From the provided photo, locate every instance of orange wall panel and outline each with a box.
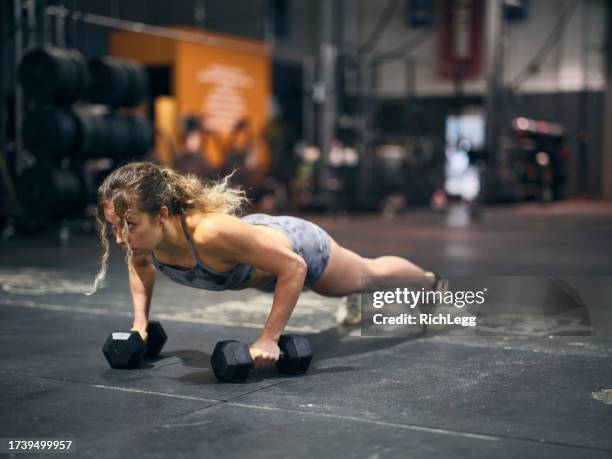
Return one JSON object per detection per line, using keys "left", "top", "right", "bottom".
{"left": 108, "top": 28, "right": 271, "bottom": 173}
{"left": 174, "top": 39, "right": 270, "bottom": 170}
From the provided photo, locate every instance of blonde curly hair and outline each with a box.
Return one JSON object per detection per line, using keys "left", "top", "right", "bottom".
{"left": 85, "top": 161, "right": 250, "bottom": 295}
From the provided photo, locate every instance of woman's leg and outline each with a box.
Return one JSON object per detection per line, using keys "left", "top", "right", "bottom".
{"left": 309, "top": 237, "right": 435, "bottom": 297}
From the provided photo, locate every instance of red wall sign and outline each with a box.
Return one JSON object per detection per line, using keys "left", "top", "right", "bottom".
{"left": 438, "top": 0, "right": 484, "bottom": 79}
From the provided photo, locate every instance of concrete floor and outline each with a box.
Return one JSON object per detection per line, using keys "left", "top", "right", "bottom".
{"left": 1, "top": 201, "right": 611, "bottom": 458}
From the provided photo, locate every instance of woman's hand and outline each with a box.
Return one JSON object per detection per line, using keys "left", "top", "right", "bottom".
{"left": 249, "top": 336, "right": 281, "bottom": 370}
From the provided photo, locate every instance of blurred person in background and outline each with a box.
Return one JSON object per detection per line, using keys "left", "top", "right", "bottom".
{"left": 172, "top": 115, "right": 217, "bottom": 179}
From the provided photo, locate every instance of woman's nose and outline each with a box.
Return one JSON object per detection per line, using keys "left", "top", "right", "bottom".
{"left": 115, "top": 231, "right": 124, "bottom": 245}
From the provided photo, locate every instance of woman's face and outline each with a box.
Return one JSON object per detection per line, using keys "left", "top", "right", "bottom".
{"left": 103, "top": 206, "right": 164, "bottom": 259}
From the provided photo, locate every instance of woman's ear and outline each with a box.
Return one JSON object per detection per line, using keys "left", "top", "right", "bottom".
{"left": 158, "top": 205, "right": 169, "bottom": 225}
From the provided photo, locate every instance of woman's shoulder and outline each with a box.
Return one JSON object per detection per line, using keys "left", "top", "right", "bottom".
{"left": 189, "top": 211, "right": 246, "bottom": 244}
{"left": 189, "top": 211, "right": 264, "bottom": 260}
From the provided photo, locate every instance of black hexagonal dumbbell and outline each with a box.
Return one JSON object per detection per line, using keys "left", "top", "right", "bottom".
{"left": 275, "top": 334, "right": 313, "bottom": 375}
{"left": 144, "top": 321, "right": 168, "bottom": 358}
{"left": 103, "top": 321, "right": 167, "bottom": 369}
{"left": 210, "top": 334, "right": 312, "bottom": 383}
{"left": 102, "top": 331, "right": 146, "bottom": 369}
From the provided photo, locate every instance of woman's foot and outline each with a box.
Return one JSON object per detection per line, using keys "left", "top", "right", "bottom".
{"left": 336, "top": 293, "right": 361, "bottom": 325}
{"left": 425, "top": 271, "right": 449, "bottom": 292}
{"left": 335, "top": 273, "right": 448, "bottom": 326}
{"left": 431, "top": 272, "right": 449, "bottom": 293}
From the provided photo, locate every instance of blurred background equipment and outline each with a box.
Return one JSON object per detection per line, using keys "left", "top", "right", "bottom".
{"left": 1, "top": 0, "right": 611, "bottom": 238}
{"left": 88, "top": 56, "right": 148, "bottom": 107}
{"left": 16, "top": 166, "right": 88, "bottom": 220}
{"left": 18, "top": 47, "right": 89, "bottom": 104}
{"left": 15, "top": 43, "right": 154, "bottom": 229}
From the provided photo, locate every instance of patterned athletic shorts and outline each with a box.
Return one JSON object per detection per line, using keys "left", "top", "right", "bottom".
{"left": 240, "top": 213, "right": 332, "bottom": 289}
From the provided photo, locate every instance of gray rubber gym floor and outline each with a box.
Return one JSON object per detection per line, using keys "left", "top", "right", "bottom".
{"left": 1, "top": 202, "right": 611, "bottom": 458}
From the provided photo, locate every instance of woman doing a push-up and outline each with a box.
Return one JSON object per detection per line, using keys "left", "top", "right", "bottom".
{"left": 87, "top": 162, "right": 445, "bottom": 369}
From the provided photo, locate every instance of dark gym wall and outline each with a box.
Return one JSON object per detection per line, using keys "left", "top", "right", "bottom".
{"left": 69, "top": 0, "right": 267, "bottom": 40}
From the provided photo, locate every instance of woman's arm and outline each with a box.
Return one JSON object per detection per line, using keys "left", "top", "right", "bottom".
{"left": 128, "top": 254, "right": 156, "bottom": 339}
{"left": 197, "top": 215, "right": 307, "bottom": 341}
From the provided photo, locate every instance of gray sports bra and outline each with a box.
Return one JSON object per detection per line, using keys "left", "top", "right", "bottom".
{"left": 150, "top": 213, "right": 255, "bottom": 291}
